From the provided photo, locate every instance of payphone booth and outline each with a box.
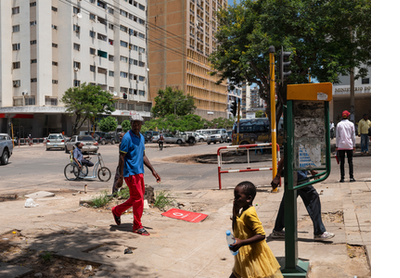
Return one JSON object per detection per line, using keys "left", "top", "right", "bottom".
{"left": 282, "top": 82, "right": 332, "bottom": 277}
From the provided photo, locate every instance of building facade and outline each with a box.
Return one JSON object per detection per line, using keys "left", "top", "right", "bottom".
{"left": 331, "top": 66, "right": 371, "bottom": 125}
{"left": 0, "top": 0, "right": 151, "bottom": 137}
{"left": 147, "top": 0, "right": 228, "bottom": 120}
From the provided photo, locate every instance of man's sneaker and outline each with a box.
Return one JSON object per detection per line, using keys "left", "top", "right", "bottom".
{"left": 350, "top": 178, "right": 356, "bottom": 182}
{"left": 271, "top": 230, "right": 285, "bottom": 239}
{"left": 314, "top": 231, "right": 335, "bottom": 240}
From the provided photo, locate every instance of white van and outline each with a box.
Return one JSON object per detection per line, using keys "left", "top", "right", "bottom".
{"left": 202, "top": 129, "right": 227, "bottom": 144}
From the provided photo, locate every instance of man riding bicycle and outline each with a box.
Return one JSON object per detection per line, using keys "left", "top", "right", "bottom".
{"left": 158, "top": 133, "right": 164, "bottom": 150}
{"left": 73, "top": 142, "right": 94, "bottom": 169}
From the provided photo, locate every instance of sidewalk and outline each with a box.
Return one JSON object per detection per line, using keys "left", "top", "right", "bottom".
{"left": 0, "top": 179, "right": 370, "bottom": 277}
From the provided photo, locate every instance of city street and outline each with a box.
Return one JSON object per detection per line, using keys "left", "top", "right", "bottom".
{"left": 0, "top": 141, "right": 371, "bottom": 195}
{"left": 0, "top": 141, "right": 371, "bottom": 278}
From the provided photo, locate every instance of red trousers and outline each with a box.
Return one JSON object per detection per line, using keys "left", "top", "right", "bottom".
{"left": 113, "top": 174, "right": 145, "bottom": 230}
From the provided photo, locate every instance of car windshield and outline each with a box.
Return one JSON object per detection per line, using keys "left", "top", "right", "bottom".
{"left": 78, "top": 135, "right": 94, "bottom": 141}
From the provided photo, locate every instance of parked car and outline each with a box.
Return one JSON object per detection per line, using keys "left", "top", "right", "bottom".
{"left": 176, "top": 131, "right": 197, "bottom": 145}
{"left": 99, "top": 132, "right": 117, "bottom": 145}
{"left": 196, "top": 133, "right": 206, "bottom": 142}
{"left": 46, "top": 133, "right": 65, "bottom": 151}
{"left": 145, "top": 131, "right": 159, "bottom": 143}
{"left": 0, "top": 133, "right": 13, "bottom": 165}
{"left": 65, "top": 135, "right": 99, "bottom": 154}
{"left": 207, "top": 129, "right": 228, "bottom": 144}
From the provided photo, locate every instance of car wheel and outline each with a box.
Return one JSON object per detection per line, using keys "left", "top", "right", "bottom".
{"left": 111, "top": 140, "right": 115, "bottom": 145}
{"left": 199, "top": 138, "right": 204, "bottom": 142}
{"left": 188, "top": 137, "right": 195, "bottom": 145}
{"left": 207, "top": 142, "right": 211, "bottom": 145}
{"left": 177, "top": 139, "right": 183, "bottom": 144}
{"left": 101, "top": 140, "right": 105, "bottom": 145}
{"left": 1, "top": 150, "right": 9, "bottom": 165}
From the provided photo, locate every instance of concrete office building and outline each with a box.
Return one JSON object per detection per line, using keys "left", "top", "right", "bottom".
{"left": 0, "top": 0, "right": 151, "bottom": 137}
{"left": 148, "top": 0, "right": 228, "bottom": 120}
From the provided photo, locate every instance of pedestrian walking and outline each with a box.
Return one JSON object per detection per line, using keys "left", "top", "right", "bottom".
{"left": 110, "top": 132, "right": 125, "bottom": 196}
{"left": 330, "top": 121, "right": 335, "bottom": 139}
{"left": 229, "top": 181, "right": 283, "bottom": 278}
{"left": 270, "top": 157, "right": 335, "bottom": 240}
{"left": 111, "top": 115, "right": 161, "bottom": 236}
{"left": 358, "top": 114, "right": 371, "bottom": 154}
{"left": 336, "top": 110, "right": 356, "bottom": 182}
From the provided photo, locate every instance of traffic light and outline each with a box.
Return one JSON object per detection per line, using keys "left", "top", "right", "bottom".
{"left": 279, "top": 48, "right": 292, "bottom": 81}
{"left": 229, "top": 100, "right": 237, "bottom": 116}
{"left": 123, "top": 93, "right": 127, "bottom": 99}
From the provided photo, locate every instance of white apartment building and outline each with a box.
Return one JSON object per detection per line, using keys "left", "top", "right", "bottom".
{"left": 0, "top": 0, "right": 151, "bottom": 137}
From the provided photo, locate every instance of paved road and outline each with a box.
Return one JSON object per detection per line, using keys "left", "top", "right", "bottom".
{"left": 0, "top": 141, "right": 371, "bottom": 195}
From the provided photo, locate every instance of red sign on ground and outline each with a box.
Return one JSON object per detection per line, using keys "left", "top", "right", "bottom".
{"left": 161, "top": 208, "right": 208, "bottom": 223}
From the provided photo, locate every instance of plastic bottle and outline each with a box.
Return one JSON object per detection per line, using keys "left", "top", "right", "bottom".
{"left": 226, "top": 230, "right": 238, "bottom": 255}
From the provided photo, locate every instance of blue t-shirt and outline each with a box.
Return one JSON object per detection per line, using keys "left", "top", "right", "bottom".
{"left": 119, "top": 130, "right": 145, "bottom": 177}
{"left": 73, "top": 147, "right": 83, "bottom": 163}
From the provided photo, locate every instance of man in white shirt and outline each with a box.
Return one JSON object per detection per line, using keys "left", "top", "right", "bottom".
{"left": 336, "top": 110, "right": 356, "bottom": 182}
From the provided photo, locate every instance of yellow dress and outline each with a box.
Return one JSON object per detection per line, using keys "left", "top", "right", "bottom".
{"left": 232, "top": 206, "right": 283, "bottom": 278}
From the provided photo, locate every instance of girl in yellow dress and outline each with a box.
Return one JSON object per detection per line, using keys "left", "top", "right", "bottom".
{"left": 229, "top": 181, "right": 283, "bottom": 278}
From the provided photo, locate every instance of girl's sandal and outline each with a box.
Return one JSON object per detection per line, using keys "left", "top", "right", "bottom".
{"left": 133, "top": 228, "right": 150, "bottom": 236}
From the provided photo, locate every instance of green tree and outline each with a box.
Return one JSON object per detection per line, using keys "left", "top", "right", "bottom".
{"left": 61, "top": 83, "right": 115, "bottom": 135}
{"left": 255, "top": 110, "right": 265, "bottom": 118}
{"left": 210, "top": 0, "right": 370, "bottom": 125}
{"left": 98, "top": 116, "right": 118, "bottom": 132}
{"left": 142, "top": 114, "right": 209, "bottom": 134}
{"left": 152, "top": 87, "right": 196, "bottom": 117}
{"left": 121, "top": 120, "right": 131, "bottom": 133}
{"left": 210, "top": 117, "right": 235, "bottom": 129}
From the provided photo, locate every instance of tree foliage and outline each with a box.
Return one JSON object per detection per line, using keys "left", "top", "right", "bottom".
{"left": 61, "top": 83, "right": 115, "bottom": 135}
{"left": 142, "top": 114, "right": 209, "bottom": 134}
{"left": 152, "top": 87, "right": 196, "bottom": 117}
{"left": 210, "top": 0, "right": 370, "bottom": 123}
{"left": 98, "top": 116, "right": 118, "bottom": 132}
{"left": 121, "top": 120, "right": 131, "bottom": 133}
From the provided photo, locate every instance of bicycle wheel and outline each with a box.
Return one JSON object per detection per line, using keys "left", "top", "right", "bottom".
{"left": 64, "top": 163, "right": 79, "bottom": 181}
{"left": 98, "top": 167, "right": 111, "bottom": 182}
{"left": 80, "top": 165, "right": 89, "bottom": 177}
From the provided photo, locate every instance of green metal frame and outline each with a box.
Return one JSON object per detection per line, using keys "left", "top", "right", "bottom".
{"left": 282, "top": 100, "right": 331, "bottom": 277}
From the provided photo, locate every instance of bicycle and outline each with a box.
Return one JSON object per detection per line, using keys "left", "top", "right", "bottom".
{"left": 64, "top": 152, "right": 111, "bottom": 182}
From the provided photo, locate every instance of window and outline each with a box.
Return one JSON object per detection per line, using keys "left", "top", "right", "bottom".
{"left": 73, "top": 24, "right": 80, "bottom": 33}
{"left": 139, "top": 90, "right": 145, "bottom": 96}
{"left": 73, "top": 43, "right": 80, "bottom": 51}
{"left": 12, "top": 7, "right": 20, "bottom": 14}
{"left": 120, "top": 72, "right": 128, "bottom": 78}
{"left": 139, "top": 75, "right": 145, "bottom": 81}
{"left": 13, "top": 80, "right": 21, "bottom": 87}
{"left": 52, "top": 61, "right": 58, "bottom": 66}
{"left": 90, "top": 30, "right": 96, "bottom": 38}
{"left": 120, "top": 25, "right": 128, "bottom": 33}
{"left": 90, "top": 65, "right": 96, "bottom": 72}
{"left": 90, "top": 13, "right": 96, "bottom": 21}
{"left": 12, "top": 25, "right": 20, "bottom": 32}
{"left": 139, "top": 3, "right": 145, "bottom": 10}
{"left": 52, "top": 6, "right": 58, "bottom": 12}
{"left": 73, "top": 61, "right": 81, "bottom": 69}
{"left": 109, "top": 55, "right": 114, "bottom": 61}
{"left": 52, "top": 80, "right": 58, "bottom": 84}
{"left": 109, "top": 71, "right": 114, "bottom": 77}
{"left": 97, "top": 49, "right": 107, "bottom": 58}
{"left": 30, "top": 21, "right": 37, "bottom": 26}
{"left": 30, "top": 40, "right": 37, "bottom": 45}
{"left": 108, "top": 7, "right": 114, "bottom": 14}
{"left": 120, "top": 9, "right": 127, "bottom": 17}
{"left": 362, "top": 78, "right": 370, "bottom": 84}
{"left": 108, "top": 23, "right": 114, "bottom": 30}
{"left": 31, "top": 78, "right": 37, "bottom": 83}
{"left": 13, "top": 62, "right": 20, "bottom": 69}
{"left": 52, "top": 43, "right": 58, "bottom": 48}
{"left": 109, "top": 39, "right": 114, "bottom": 45}
{"left": 12, "top": 43, "right": 20, "bottom": 51}
{"left": 30, "top": 2, "right": 37, "bottom": 7}
{"left": 120, "top": 40, "right": 128, "bottom": 48}
{"left": 98, "top": 17, "right": 107, "bottom": 25}
{"left": 31, "top": 59, "right": 37, "bottom": 64}
{"left": 97, "top": 0, "right": 106, "bottom": 9}
{"left": 138, "top": 33, "right": 145, "bottom": 39}
{"left": 90, "top": 48, "right": 96, "bottom": 55}
{"left": 74, "top": 80, "right": 80, "bottom": 87}
{"left": 97, "top": 33, "right": 107, "bottom": 41}
{"left": 51, "top": 24, "right": 57, "bottom": 30}
{"left": 139, "top": 47, "right": 145, "bottom": 53}
{"left": 120, "top": 56, "right": 128, "bottom": 63}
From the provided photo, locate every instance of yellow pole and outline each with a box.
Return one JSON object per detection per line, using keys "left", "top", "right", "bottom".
{"left": 11, "top": 123, "right": 14, "bottom": 148}
{"left": 269, "top": 50, "right": 278, "bottom": 192}
{"left": 236, "top": 99, "right": 240, "bottom": 145}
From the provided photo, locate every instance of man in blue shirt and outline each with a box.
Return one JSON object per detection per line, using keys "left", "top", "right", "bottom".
{"left": 111, "top": 114, "right": 161, "bottom": 236}
{"left": 73, "top": 142, "right": 94, "bottom": 171}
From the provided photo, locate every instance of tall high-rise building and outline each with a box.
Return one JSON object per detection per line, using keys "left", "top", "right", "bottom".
{"left": 0, "top": 0, "right": 151, "bottom": 136}
{"left": 148, "top": 0, "right": 228, "bottom": 120}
